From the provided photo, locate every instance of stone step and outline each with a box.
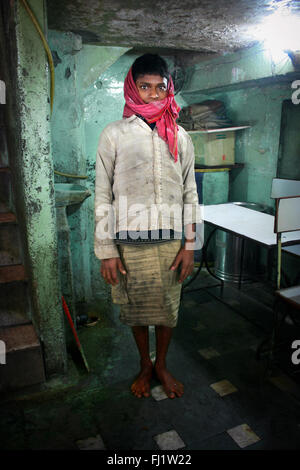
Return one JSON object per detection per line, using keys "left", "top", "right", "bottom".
{"left": 0, "top": 310, "right": 30, "bottom": 328}
{"left": 0, "top": 125, "right": 9, "bottom": 168}
{"left": 0, "top": 282, "right": 30, "bottom": 327}
{"left": 0, "top": 265, "right": 28, "bottom": 283}
{"left": 0, "top": 223, "right": 22, "bottom": 265}
{"left": 0, "top": 212, "right": 16, "bottom": 223}
{"left": 0, "top": 324, "right": 45, "bottom": 391}
{"left": 0, "top": 169, "right": 12, "bottom": 213}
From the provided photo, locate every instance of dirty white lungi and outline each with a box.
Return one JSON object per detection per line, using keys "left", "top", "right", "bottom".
{"left": 111, "top": 240, "right": 182, "bottom": 328}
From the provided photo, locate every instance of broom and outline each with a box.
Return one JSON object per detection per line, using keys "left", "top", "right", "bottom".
{"left": 62, "top": 295, "right": 90, "bottom": 372}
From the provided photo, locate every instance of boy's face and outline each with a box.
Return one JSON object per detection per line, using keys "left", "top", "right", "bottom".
{"left": 135, "top": 74, "right": 168, "bottom": 104}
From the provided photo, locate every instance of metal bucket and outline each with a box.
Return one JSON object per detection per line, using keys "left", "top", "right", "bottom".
{"left": 214, "top": 202, "right": 270, "bottom": 283}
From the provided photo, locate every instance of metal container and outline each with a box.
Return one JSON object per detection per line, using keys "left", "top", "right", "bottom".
{"left": 214, "top": 202, "right": 270, "bottom": 283}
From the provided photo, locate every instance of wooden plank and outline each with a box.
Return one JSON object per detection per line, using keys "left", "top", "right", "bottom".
{"left": 0, "top": 212, "right": 16, "bottom": 223}
{"left": 0, "top": 265, "right": 27, "bottom": 283}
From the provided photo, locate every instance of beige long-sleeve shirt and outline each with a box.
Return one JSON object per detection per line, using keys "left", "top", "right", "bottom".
{"left": 94, "top": 115, "right": 199, "bottom": 260}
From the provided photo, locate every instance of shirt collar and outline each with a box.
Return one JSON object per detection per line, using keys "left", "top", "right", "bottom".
{"left": 124, "top": 115, "right": 137, "bottom": 122}
{"left": 124, "top": 114, "right": 154, "bottom": 132}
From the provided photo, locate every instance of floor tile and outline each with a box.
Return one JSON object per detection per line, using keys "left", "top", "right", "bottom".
{"left": 268, "top": 373, "right": 297, "bottom": 393}
{"left": 76, "top": 434, "right": 106, "bottom": 450}
{"left": 268, "top": 373, "right": 300, "bottom": 400}
{"left": 181, "top": 299, "right": 198, "bottom": 308}
{"left": 210, "top": 379, "right": 238, "bottom": 397}
{"left": 192, "top": 322, "right": 206, "bottom": 331}
{"left": 2, "top": 278, "right": 300, "bottom": 451}
{"left": 189, "top": 430, "right": 240, "bottom": 450}
{"left": 198, "top": 347, "right": 221, "bottom": 359}
{"left": 151, "top": 385, "right": 168, "bottom": 401}
{"left": 150, "top": 350, "right": 156, "bottom": 361}
{"left": 226, "top": 423, "right": 261, "bottom": 448}
{"left": 226, "top": 299, "right": 241, "bottom": 308}
{"left": 153, "top": 429, "right": 186, "bottom": 450}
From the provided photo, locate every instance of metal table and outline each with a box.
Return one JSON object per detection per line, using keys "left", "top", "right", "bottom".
{"left": 183, "top": 203, "right": 300, "bottom": 292}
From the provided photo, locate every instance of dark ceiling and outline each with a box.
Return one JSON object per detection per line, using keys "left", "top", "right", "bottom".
{"left": 47, "top": 0, "right": 300, "bottom": 57}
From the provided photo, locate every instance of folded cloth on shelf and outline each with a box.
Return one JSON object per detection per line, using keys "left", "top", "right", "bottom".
{"left": 177, "top": 100, "right": 232, "bottom": 130}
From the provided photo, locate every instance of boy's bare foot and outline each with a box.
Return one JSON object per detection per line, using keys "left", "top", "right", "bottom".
{"left": 154, "top": 363, "right": 184, "bottom": 399}
{"left": 131, "top": 360, "right": 153, "bottom": 398}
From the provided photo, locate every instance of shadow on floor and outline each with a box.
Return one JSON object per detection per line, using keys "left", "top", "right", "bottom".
{"left": 1, "top": 271, "right": 300, "bottom": 450}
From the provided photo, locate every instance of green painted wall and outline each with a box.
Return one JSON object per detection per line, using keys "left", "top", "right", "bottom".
{"left": 181, "top": 44, "right": 299, "bottom": 210}
{"left": 182, "top": 43, "right": 297, "bottom": 96}
{"left": 6, "top": 2, "right": 298, "bottom": 379}
{"left": 277, "top": 100, "right": 300, "bottom": 180}
{"left": 214, "top": 83, "right": 293, "bottom": 208}
{"left": 83, "top": 52, "right": 137, "bottom": 303}
{"left": 48, "top": 40, "right": 186, "bottom": 305}
{"left": 82, "top": 51, "right": 181, "bottom": 300}
{"left": 8, "top": 0, "right": 67, "bottom": 375}
{"left": 48, "top": 31, "right": 131, "bottom": 309}
{"left": 181, "top": 44, "right": 300, "bottom": 282}
{"left": 49, "top": 36, "right": 299, "bottom": 301}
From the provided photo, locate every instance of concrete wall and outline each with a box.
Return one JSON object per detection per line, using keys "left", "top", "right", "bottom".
{"left": 4, "top": 0, "right": 67, "bottom": 375}
{"left": 5, "top": 3, "right": 298, "bottom": 377}
{"left": 48, "top": 39, "right": 183, "bottom": 305}
{"left": 214, "top": 83, "right": 293, "bottom": 207}
{"left": 181, "top": 43, "right": 300, "bottom": 282}
{"left": 181, "top": 43, "right": 299, "bottom": 210}
{"left": 49, "top": 36, "right": 299, "bottom": 301}
{"left": 48, "top": 33, "right": 140, "bottom": 308}
{"left": 82, "top": 51, "right": 181, "bottom": 301}
{"left": 182, "top": 43, "right": 296, "bottom": 94}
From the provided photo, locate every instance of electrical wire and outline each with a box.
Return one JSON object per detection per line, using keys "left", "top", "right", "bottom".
{"left": 54, "top": 170, "right": 88, "bottom": 179}
{"left": 20, "top": 0, "right": 54, "bottom": 114}
{"left": 20, "top": 0, "right": 88, "bottom": 180}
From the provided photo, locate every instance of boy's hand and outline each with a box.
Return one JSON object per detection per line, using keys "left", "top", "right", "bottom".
{"left": 101, "top": 258, "right": 126, "bottom": 286}
{"left": 170, "top": 247, "right": 194, "bottom": 283}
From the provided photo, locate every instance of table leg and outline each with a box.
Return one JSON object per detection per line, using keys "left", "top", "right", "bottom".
{"left": 182, "top": 227, "right": 224, "bottom": 294}
{"left": 238, "top": 237, "right": 245, "bottom": 290}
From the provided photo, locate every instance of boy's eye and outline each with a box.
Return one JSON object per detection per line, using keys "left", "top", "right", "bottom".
{"left": 138, "top": 84, "right": 167, "bottom": 92}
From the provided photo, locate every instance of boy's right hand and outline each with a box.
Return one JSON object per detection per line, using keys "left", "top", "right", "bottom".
{"left": 100, "top": 258, "right": 127, "bottom": 286}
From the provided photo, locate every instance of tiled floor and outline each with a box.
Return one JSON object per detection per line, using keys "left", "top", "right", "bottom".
{"left": 1, "top": 270, "right": 300, "bottom": 450}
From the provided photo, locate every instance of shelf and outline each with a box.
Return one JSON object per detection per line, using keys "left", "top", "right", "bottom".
{"left": 188, "top": 126, "right": 251, "bottom": 134}
{"left": 195, "top": 163, "right": 245, "bottom": 171}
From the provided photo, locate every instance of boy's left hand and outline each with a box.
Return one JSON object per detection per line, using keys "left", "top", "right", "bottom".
{"left": 170, "top": 247, "right": 194, "bottom": 283}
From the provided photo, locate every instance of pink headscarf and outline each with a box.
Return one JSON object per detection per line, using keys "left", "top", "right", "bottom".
{"left": 123, "top": 67, "right": 181, "bottom": 162}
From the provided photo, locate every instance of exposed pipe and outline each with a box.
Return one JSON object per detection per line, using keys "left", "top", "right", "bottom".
{"left": 19, "top": 1, "right": 88, "bottom": 180}
{"left": 54, "top": 170, "right": 88, "bottom": 179}
{"left": 20, "top": 0, "right": 55, "bottom": 114}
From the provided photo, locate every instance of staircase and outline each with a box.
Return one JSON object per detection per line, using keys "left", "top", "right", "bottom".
{"left": 0, "top": 100, "right": 45, "bottom": 392}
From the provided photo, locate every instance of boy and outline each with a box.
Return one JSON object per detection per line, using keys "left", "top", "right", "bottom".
{"left": 94, "top": 54, "right": 199, "bottom": 399}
